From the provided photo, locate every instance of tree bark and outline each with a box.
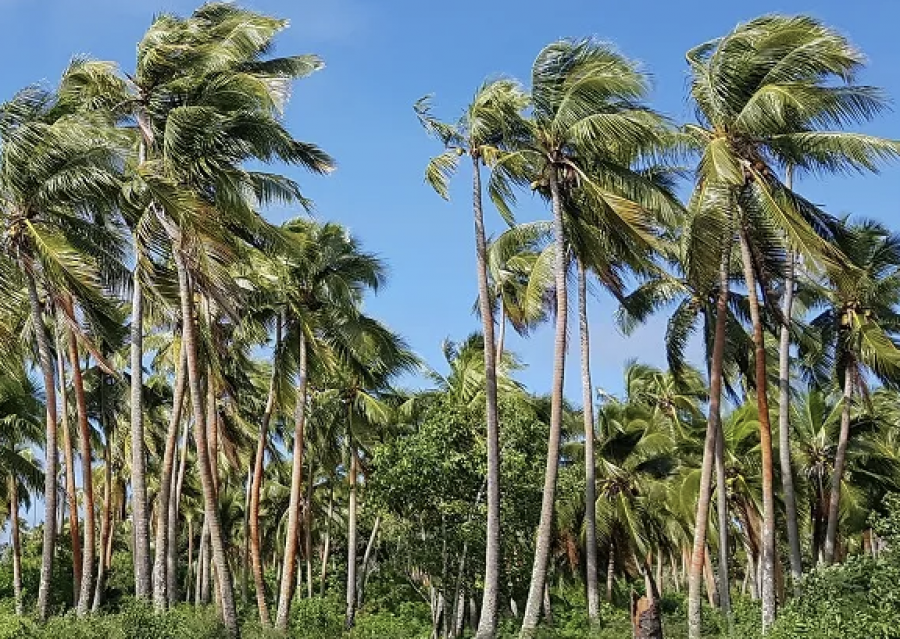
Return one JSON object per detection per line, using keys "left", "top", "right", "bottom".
{"left": 305, "top": 453, "right": 315, "bottom": 600}
{"left": 357, "top": 515, "right": 380, "bottom": 609}
{"left": 606, "top": 543, "right": 615, "bottom": 602}
{"left": 276, "top": 328, "right": 309, "bottom": 629}
{"left": 56, "top": 344, "right": 82, "bottom": 603}
{"left": 174, "top": 250, "right": 238, "bottom": 635}
{"left": 153, "top": 340, "right": 187, "bottom": 609}
{"left": 688, "top": 241, "right": 730, "bottom": 639}
{"left": 715, "top": 424, "right": 731, "bottom": 618}
{"left": 739, "top": 228, "right": 777, "bottom": 630}
{"left": 320, "top": 488, "right": 333, "bottom": 597}
{"left": 170, "top": 406, "right": 190, "bottom": 607}
{"left": 577, "top": 259, "right": 600, "bottom": 622}
{"left": 68, "top": 327, "right": 95, "bottom": 615}
{"left": 27, "top": 271, "right": 58, "bottom": 621}
{"left": 472, "top": 154, "right": 502, "bottom": 639}
{"left": 520, "top": 164, "right": 568, "bottom": 638}
{"left": 345, "top": 445, "right": 360, "bottom": 629}
{"left": 824, "top": 367, "right": 855, "bottom": 565}
{"left": 93, "top": 426, "right": 113, "bottom": 612}
{"left": 9, "top": 476, "right": 23, "bottom": 616}
{"left": 130, "top": 271, "right": 152, "bottom": 600}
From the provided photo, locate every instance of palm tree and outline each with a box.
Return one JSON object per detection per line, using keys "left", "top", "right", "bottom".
{"left": 416, "top": 80, "right": 527, "bottom": 639}
{"left": 683, "top": 16, "right": 900, "bottom": 631}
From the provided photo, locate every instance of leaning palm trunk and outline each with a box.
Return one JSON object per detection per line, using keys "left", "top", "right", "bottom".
{"left": 824, "top": 367, "right": 855, "bottom": 565}
{"left": 174, "top": 251, "right": 239, "bottom": 635}
{"left": 715, "top": 422, "right": 731, "bottom": 619}
{"left": 738, "top": 229, "right": 777, "bottom": 630}
{"left": 93, "top": 427, "right": 113, "bottom": 611}
{"left": 778, "top": 251, "right": 803, "bottom": 589}
{"left": 168, "top": 413, "right": 190, "bottom": 607}
{"left": 28, "top": 271, "right": 59, "bottom": 621}
{"left": 472, "top": 154, "right": 502, "bottom": 639}
{"left": 56, "top": 344, "right": 82, "bottom": 602}
{"left": 130, "top": 270, "right": 152, "bottom": 600}
{"left": 276, "top": 329, "right": 309, "bottom": 629}
{"left": 688, "top": 242, "right": 731, "bottom": 639}
{"left": 520, "top": 166, "right": 568, "bottom": 637}
{"left": 577, "top": 259, "right": 600, "bottom": 622}
{"left": 345, "top": 446, "right": 360, "bottom": 628}
{"left": 69, "top": 329, "right": 96, "bottom": 615}
{"left": 153, "top": 341, "right": 187, "bottom": 609}
{"left": 9, "top": 476, "right": 22, "bottom": 616}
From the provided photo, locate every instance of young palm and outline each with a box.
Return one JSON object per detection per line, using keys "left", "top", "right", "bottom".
{"left": 683, "top": 16, "right": 900, "bottom": 632}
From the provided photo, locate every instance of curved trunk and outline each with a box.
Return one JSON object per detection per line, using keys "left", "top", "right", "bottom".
{"left": 738, "top": 229, "right": 777, "bottom": 630}
{"left": 93, "top": 422, "right": 113, "bottom": 611}
{"left": 69, "top": 329, "right": 96, "bottom": 615}
{"left": 130, "top": 272, "right": 152, "bottom": 599}
{"left": 357, "top": 515, "right": 381, "bottom": 609}
{"left": 824, "top": 368, "right": 854, "bottom": 565}
{"left": 174, "top": 251, "right": 238, "bottom": 635}
{"left": 56, "top": 345, "right": 82, "bottom": 602}
{"left": 472, "top": 155, "right": 502, "bottom": 639}
{"left": 715, "top": 420, "right": 731, "bottom": 618}
{"left": 9, "top": 476, "right": 22, "bottom": 616}
{"left": 250, "top": 317, "right": 280, "bottom": 626}
{"left": 520, "top": 165, "right": 568, "bottom": 638}
{"left": 28, "top": 271, "right": 58, "bottom": 621}
{"left": 276, "top": 329, "right": 309, "bottom": 629}
{"left": 153, "top": 340, "right": 187, "bottom": 609}
{"left": 168, "top": 413, "right": 190, "bottom": 607}
{"left": 688, "top": 242, "right": 730, "bottom": 639}
{"left": 345, "top": 445, "right": 360, "bottom": 629}
{"left": 577, "top": 259, "right": 600, "bottom": 621}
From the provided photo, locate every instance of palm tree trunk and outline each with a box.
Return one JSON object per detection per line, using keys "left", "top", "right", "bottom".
{"left": 305, "top": 453, "right": 315, "bottom": 600}
{"left": 9, "top": 476, "right": 23, "bottom": 616}
{"left": 67, "top": 328, "right": 95, "bottom": 615}
{"left": 471, "top": 154, "right": 502, "bottom": 639}
{"left": 93, "top": 429, "right": 113, "bottom": 612}
{"left": 250, "top": 316, "right": 280, "bottom": 626}
{"left": 241, "top": 468, "right": 251, "bottom": 604}
{"left": 27, "top": 270, "right": 58, "bottom": 622}
{"left": 715, "top": 424, "right": 731, "bottom": 619}
{"left": 153, "top": 340, "right": 187, "bottom": 609}
{"left": 170, "top": 408, "right": 190, "bottom": 607}
{"left": 56, "top": 344, "right": 82, "bottom": 603}
{"left": 186, "top": 518, "right": 194, "bottom": 603}
{"left": 606, "top": 543, "right": 615, "bottom": 602}
{"left": 520, "top": 164, "right": 568, "bottom": 638}
{"left": 577, "top": 259, "right": 600, "bottom": 622}
{"left": 497, "top": 298, "right": 506, "bottom": 363}
{"left": 174, "top": 250, "right": 238, "bottom": 635}
{"left": 130, "top": 271, "right": 152, "bottom": 600}
{"left": 778, "top": 250, "right": 803, "bottom": 590}
{"left": 688, "top": 241, "right": 730, "bottom": 639}
{"left": 824, "top": 367, "right": 855, "bottom": 565}
{"left": 738, "top": 228, "right": 777, "bottom": 630}
{"left": 345, "top": 445, "right": 360, "bottom": 629}
{"left": 320, "top": 487, "right": 333, "bottom": 597}
{"left": 357, "top": 515, "right": 380, "bottom": 609}
{"left": 276, "top": 328, "right": 309, "bottom": 629}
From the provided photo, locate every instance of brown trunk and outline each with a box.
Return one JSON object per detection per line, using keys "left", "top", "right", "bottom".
{"left": 56, "top": 344, "right": 82, "bottom": 603}
{"left": 305, "top": 453, "right": 315, "bottom": 600}
{"left": 520, "top": 164, "right": 568, "bottom": 638}
{"left": 93, "top": 436, "right": 113, "bottom": 612}
{"left": 824, "top": 367, "right": 854, "bottom": 564}
{"left": 9, "top": 476, "right": 23, "bottom": 616}
{"left": 320, "top": 488, "right": 333, "bottom": 597}
{"left": 186, "top": 518, "right": 194, "bottom": 602}
{"left": 276, "top": 328, "right": 309, "bottom": 629}
{"left": 739, "top": 229, "right": 776, "bottom": 629}
{"left": 688, "top": 240, "right": 730, "bottom": 638}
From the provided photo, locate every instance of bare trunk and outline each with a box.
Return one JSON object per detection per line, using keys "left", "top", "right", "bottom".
{"left": 154, "top": 341, "right": 187, "bottom": 609}
{"left": 174, "top": 250, "right": 238, "bottom": 635}
{"left": 276, "top": 329, "right": 309, "bottom": 629}
{"left": 824, "top": 368, "right": 854, "bottom": 565}
{"left": 320, "top": 488, "right": 333, "bottom": 597}
{"left": 703, "top": 546, "right": 717, "bottom": 607}
{"left": 357, "top": 515, "right": 380, "bottom": 609}
{"left": 688, "top": 241, "right": 730, "bottom": 639}
{"left": 56, "top": 344, "right": 82, "bottom": 603}
{"left": 130, "top": 272, "right": 152, "bottom": 599}
{"left": 472, "top": 154, "right": 502, "bottom": 639}
{"left": 9, "top": 476, "right": 22, "bottom": 616}
{"left": 28, "top": 271, "right": 58, "bottom": 621}
{"left": 345, "top": 446, "right": 360, "bottom": 628}
{"left": 520, "top": 165, "right": 568, "bottom": 638}
{"left": 739, "top": 229, "right": 777, "bottom": 630}
{"left": 715, "top": 422, "right": 731, "bottom": 618}
{"left": 606, "top": 543, "right": 615, "bottom": 602}
{"left": 93, "top": 435, "right": 113, "bottom": 612}
{"left": 305, "top": 453, "right": 315, "bottom": 600}
{"left": 186, "top": 518, "right": 194, "bottom": 603}
{"left": 170, "top": 408, "right": 190, "bottom": 607}
{"left": 578, "top": 259, "right": 600, "bottom": 622}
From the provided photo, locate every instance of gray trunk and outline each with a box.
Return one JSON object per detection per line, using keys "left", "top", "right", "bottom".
{"left": 824, "top": 368, "right": 855, "bottom": 564}
{"left": 10, "top": 477, "right": 22, "bottom": 616}
{"left": 345, "top": 447, "right": 359, "bottom": 628}
{"left": 130, "top": 271, "right": 152, "bottom": 599}
{"left": 56, "top": 343, "right": 81, "bottom": 604}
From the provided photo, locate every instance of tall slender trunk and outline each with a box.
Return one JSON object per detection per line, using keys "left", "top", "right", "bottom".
{"left": 56, "top": 344, "right": 82, "bottom": 602}
{"left": 320, "top": 488, "right": 333, "bottom": 597}
{"left": 739, "top": 228, "right": 777, "bottom": 630}
{"left": 170, "top": 408, "right": 190, "bottom": 607}
{"left": 824, "top": 367, "right": 854, "bottom": 565}
{"left": 93, "top": 431, "right": 113, "bottom": 612}
{"left": 250, "top": 316, "right": 280, "bottom": 626}
{"left": 174, "top": 251, "right": 238, "bottom": 635}
{"left": 276, "top": 329, "right": 309, "bottom": 629}
{"left": 130, "top": 271, "right": 152, "bottom": 599}
{"left": 778, "top": 251, "right": 803, "bottom": 590}
{"left": 357, "top": 515, "right": 381, "bottom": 609}
{"left": 577, "top": 259, "right": 600, "bottom": 622}
{"left": 241, "top": 469, "right": 251, "bottom": 604}
{"left": 305, "top": 454, "right": 315, "bottom": 600}
{"left": 471, "top": 153, "right": 502, "bottom": 639}
{"left": 345, "top": 445, "right": 360, "bottom": 629}
{"left": 715, "top": 423, "right": 731, "bottom": 618}
{"left": 606, "top": 543, "right": 615, "bottom": 602}
{"left": 154, "top": 341, "right": 187, "bottom": 609}
{"left": 9, "top": 476, "right": 22, "bottom": 616}
{"left": 496, "top": 298, "right": 506, "bottom": 363}
{"left": 196, "top": 519, "right": 207, "bottom": 606}
{"left": 688, "top": 241, "right": 731, "bottom": 639}
{"left": 67, "top": 328, "right": 95, "bottom": 615}
{"left": 27, "top": 271, "right": 58, "bottom": 621}
{"left": 520, "top": 164, "right": 568, "bottom": 638}
{"left": 186, "top": 518, "right": 194, "bottom": 603}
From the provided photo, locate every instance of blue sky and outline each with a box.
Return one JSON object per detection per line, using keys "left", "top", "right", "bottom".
{"left": 3, "top": 0, "right": 900, "bottom": 402}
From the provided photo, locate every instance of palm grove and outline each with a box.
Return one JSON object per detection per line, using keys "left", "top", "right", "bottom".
{"left": 2, "top": 5, "right": 900, "bottom": 639}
